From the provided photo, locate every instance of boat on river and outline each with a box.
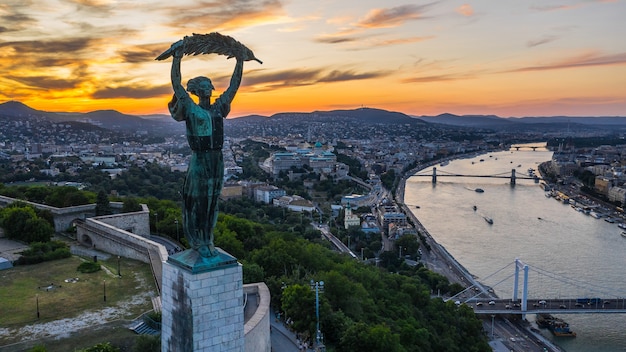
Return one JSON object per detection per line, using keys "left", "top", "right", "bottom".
{"left": 475, "top": 188, "right": 484, "bottom": 193}
{"left": 536, "top": 314, "right": 576, "bottom": 337}
{"left": 483, "top": 217, "right": 493, "bottom": 224}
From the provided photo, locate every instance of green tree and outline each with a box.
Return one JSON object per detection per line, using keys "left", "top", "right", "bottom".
{"left": 23, "top": 217, "right": 54, "bottom": 243}
{"left": 95, "top": 190, "right": 112, "bottom": 216}
{"left": 0, "top": 205, "right": 38, "bottom": 241}
{"left": 242, "top": 261, "right": 265, "bottom": 284}
{"left": 281, "top": 284, "right": 316, "bottom": 335}
{"left": 122, "top": 197, "right": 143, "bottom": 213}
{"left": 339, "top": 322, "right": 404, "bottom": 352}
{"left": 396, "top": 234, "right": 420, "bottom": 259}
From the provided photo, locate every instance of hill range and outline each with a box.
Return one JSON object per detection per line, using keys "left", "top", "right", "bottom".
{"left": 1, "top": 100, "right": 625, "bottom": 135}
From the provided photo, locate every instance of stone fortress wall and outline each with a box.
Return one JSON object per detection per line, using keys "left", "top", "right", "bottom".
{"left": 0, "top": 195, "right": 270, "bottom": 350}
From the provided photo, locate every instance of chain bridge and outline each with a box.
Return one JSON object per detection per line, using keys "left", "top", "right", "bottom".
{"left": 411, "top": 168, "right": 542, "bottom": 185}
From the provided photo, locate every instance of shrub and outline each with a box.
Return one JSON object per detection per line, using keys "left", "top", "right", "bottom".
{"left": 132, "top": 335, "right": 160, "bottom": 352}
{"left": 14, "top": 241, "right": 71, "bottom": 265}
{"left": 77, "top": 261, "right": 102, "bottom": 273}
{"left": 81, "top": 342, "right": 120, "bottom": 352}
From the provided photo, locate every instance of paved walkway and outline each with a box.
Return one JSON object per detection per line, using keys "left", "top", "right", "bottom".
{"left": 0, "top": 233, "right": 29, "bottom": 262}
{"left": 270, "top": 309, "right": 316, "bottom": 351}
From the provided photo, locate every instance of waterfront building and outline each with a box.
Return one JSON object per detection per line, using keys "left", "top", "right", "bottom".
{"left": 608, "top": 185, "right": 626, "bottom": 205}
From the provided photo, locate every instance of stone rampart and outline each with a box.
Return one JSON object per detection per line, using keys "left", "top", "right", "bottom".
{"left": 0, "top": 195, "right": 126, "bottom": 232}
{"left": 243, "top": 282, "right": 271, "bottom": 352}
{"left": 93, "top": 204, "right": 151, "bottom": 237}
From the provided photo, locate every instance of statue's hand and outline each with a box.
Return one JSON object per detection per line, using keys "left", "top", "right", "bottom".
{"left": 170, "top": 40, "right": 185, "bottom": 58}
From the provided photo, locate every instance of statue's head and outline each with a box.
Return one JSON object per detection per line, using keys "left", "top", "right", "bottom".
{"left": 186, "top": 76, "right": 214, "bottom": 97}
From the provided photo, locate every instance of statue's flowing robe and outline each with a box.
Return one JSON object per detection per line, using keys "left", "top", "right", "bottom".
{"left": 169, "top": 93, "right": 229, "bottom": 256}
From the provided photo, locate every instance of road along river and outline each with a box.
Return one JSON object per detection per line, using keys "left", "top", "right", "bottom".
{"left": 404, "top": 144, "right": 626, "bottom": 352}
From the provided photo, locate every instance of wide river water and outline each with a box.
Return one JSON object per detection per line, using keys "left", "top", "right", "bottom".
{"left": 404, "top": 144, "right": 626, "bottom": 352}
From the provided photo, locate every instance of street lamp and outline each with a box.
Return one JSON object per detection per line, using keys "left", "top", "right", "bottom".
{"left": 154, "top": 212, "right": 158, "bottom": 234}
{"left": 310, "top": 279, "right": 325, "bottom": 351}
{"left": 36, "top": 294, "right": 40, "bottom": 319}
{"left": 103, "top": 279, "right": 107, "bottom": 302}
{"left": 117, "top": 255, "right": 121, "bottom": 277}
{"left": 175, "top": 218, "right": 180, "bottom": 242}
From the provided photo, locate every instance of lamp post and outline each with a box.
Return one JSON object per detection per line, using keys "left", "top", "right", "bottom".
{"left": 175, "top": 218, "right": 180, "bottom": 242}
{"left": 36, "top": 294, "right": 40, "bottom": 319}
{"left": 103, "top": 279, "right": 107, "bottom": 302}
{"left": 117, "top": 255, "right": 121, "bottom": 277}
{"left": 154, "top": 212, "right": 158, "bottom": 234}
{"left": 310, "top": 279, "right": 325, "bottom": 351}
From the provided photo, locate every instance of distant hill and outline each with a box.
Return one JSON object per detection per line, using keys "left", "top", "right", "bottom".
{"left": 417, "top": 113, "right": 513, "bottom": 128}
{"left": 3, "top": 100, "right": 626, "bottom": 136}
{"left": 232, "top": 107, "right": 425, "bottom": 125}
{"left": 0, "top": 101, "right": 183, "bottom": 136}
{"left": 416, "top": 113, "right": 626, "bottom": 132}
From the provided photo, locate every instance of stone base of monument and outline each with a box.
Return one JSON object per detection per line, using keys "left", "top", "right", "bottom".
{"left": 161, "top": 248, "right": 244, "bottom": 351}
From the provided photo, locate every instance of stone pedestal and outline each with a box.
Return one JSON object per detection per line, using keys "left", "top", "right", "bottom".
{"left": 161, "top": 248, "right": 244, "bottom": 351}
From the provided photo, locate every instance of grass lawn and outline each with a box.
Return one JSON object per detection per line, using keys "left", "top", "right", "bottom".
{"left": 0, "top": 254, "right": 158, "bottom": 350}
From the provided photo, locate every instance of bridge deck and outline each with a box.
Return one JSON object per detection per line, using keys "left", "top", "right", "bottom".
{"left": 466, "top": 298, "right": 626, "bottom": 315}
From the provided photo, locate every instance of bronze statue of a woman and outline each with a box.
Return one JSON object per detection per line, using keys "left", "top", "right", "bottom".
{"left": 157, "top": 33, "right": 261, "bottom": 258}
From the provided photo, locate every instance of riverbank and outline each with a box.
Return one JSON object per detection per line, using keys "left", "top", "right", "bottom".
{"left": 395, "top": 152, "right": 565, "bottom": 352}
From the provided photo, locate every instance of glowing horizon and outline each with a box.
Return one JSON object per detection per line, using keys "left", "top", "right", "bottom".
{"left": 1, "top": 1, "right": 625, "bottom": 118}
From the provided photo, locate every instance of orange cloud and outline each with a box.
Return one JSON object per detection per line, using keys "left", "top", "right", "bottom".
{"left": 456, "top": 4, "right": 474, "bottom": 17}
{"left": 356, "top": 4, "right": 432, "bottom": 29}
{"left": 508, "top": 52, "right": 626, "bottom": 72}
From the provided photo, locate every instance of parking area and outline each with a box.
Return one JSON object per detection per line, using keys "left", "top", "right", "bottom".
{"left": 0, "top": 230, "right": 29, "bottom": 262}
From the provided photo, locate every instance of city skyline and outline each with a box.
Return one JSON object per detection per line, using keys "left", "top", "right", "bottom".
{"left": 0, "top": 0, "right": 625, "bottom": 118}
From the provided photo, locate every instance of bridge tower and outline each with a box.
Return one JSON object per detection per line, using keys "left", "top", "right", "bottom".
{"left": 510, "top": 169, "right": 516, "bottom": 186}
{"left": 513, "top": 258, "right": 529, "bottom": 316}
{"left": 432, "top": 167, "right": 437, "bottom": 184}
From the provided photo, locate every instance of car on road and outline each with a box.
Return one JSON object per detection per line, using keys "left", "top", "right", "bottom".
{"left": 538, "top": 300, "right": 547, "bottom": 305}
{"left": 476, "top": 302, "right": 483, "bottom": 306}
{"left": 559, "top": 304, "right": 567, "bottom": 309}
{"left": 488, "top": 300, "right": 496, "bottom": 305}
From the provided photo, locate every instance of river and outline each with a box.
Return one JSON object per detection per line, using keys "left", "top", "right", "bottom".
{"left": 404, "top": 144, "right": 626, "bottom": 352}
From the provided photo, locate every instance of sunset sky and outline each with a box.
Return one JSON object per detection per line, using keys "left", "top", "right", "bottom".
{"left": 1, "top": 0, "right": 625, "bottom": 118}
